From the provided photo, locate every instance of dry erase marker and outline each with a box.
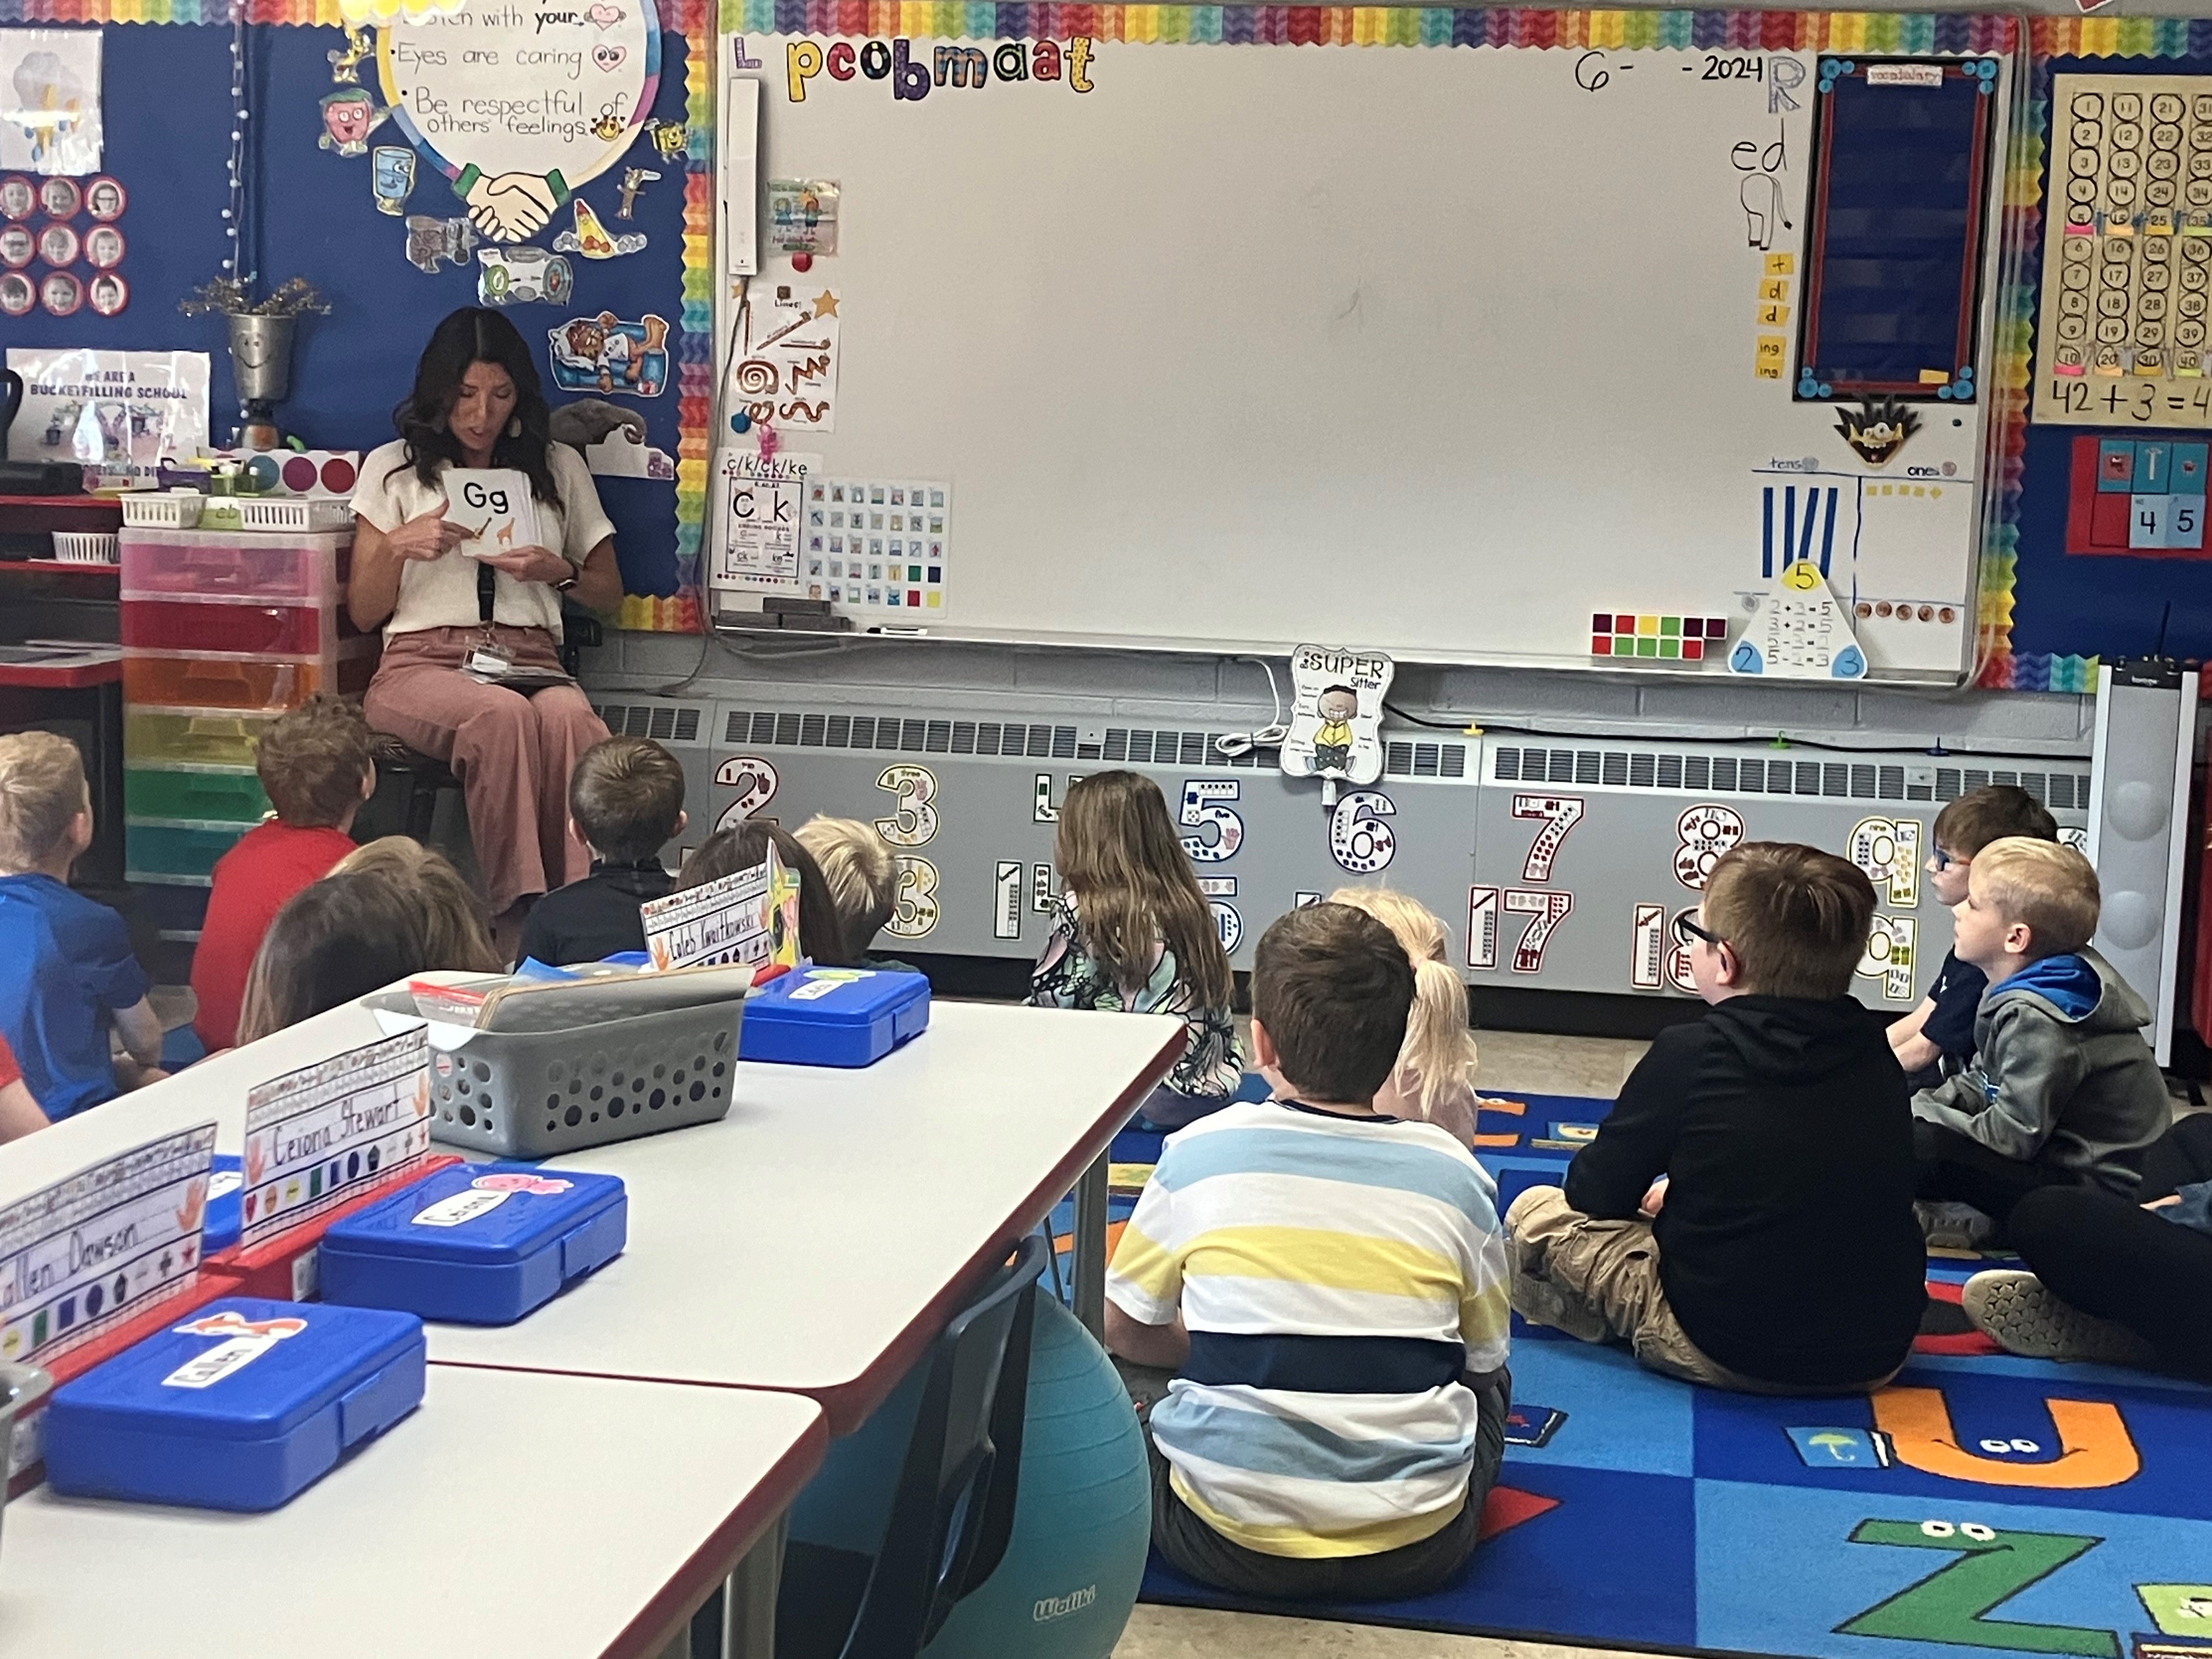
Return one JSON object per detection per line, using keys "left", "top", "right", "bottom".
{"left": 872, "top": 625, "right": 928, "bottom": 636}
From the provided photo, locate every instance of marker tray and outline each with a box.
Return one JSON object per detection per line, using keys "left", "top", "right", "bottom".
{"left": 319, "top": 1164, "right": 628, "bottom": 1325}
{"left": 42, "top": 1297, "right": 424, "bottom": 1513}
{"left": 738, "top": 967, "right": 930, "bottom": 1068}
{"left": 363, "top": 989, "right": 743, "bottom": 1158}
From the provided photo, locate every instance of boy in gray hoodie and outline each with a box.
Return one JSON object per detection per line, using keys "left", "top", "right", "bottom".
{"left": 1912, "top": 837, "right": 2168, "bottom": 1229}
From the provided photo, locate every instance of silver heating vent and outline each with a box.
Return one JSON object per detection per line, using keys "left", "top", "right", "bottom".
{"left": 1489, "top": 745, "right": 2088, "bottom": 810}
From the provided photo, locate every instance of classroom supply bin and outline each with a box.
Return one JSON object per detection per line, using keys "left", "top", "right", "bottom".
{"left": 42, "top": 1297, "right": 424, "bottom": 1513}
{"left": 120, "top": 525, "right": 362, "bottom": 888}
{"left": 737, "top": 967, "right": 930, "bottom": 1067}
{"left": 319, "top": 1165, "right": 628, "bottom": 1324}
{"left": 363, "top": 989, "right": 744, "bottom": 1158}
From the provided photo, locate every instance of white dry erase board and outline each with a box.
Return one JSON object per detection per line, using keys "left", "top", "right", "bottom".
{"left": 714, "top": 15, "right": 2017, "bottom": 681}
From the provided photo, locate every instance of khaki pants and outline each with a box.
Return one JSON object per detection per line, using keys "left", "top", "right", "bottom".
{"left": 1504, "top": 1186, "right": 1894, "bottom": 1395}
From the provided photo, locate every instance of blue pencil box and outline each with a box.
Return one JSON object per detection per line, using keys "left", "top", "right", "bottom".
{"left": 43, "top": 1297, "right": 424, "bottom": 1513}
{"left": 318, "top": 1164, "right": 628, "bottom": 1325}
{"left": 202, "top": 1152, "right": 244, "bottom": 1254}
{"left": 737, "top": 967, "right": 930, "bottom": 1066}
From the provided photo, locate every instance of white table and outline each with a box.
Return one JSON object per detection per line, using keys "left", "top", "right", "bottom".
{"left": 0, "top": 1366, "right": 825, "bottom": 1659}
{"left": 430, "top": 1002, "right": 1180, "bottom": 1432}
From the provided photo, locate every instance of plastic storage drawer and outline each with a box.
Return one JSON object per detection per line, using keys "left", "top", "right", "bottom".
{"left": 125, "top": 708, "right": 281, "bottom": 769}
{"left": 118, "top": 531, "right": 347, "bottom": 600}
{"left": 126, "top": 820, "right": 249, "bottom": 884}
{"left": 319, "top": 1165, "right": 629, "bottom": 1325}
{"left": 125, "top": 766, "right": 270, "bottom": 823}
{"left": 43, "top": 1297, "right": 424, "bottom": 1513}
{"left": 737, "top": 967, "right": 932, "bottom": 1066}
{"left": 123, "top": 653, "right": 335, "bottom": 712}
{"left": 122, "top": 598, "right": 338, "bottom": 656}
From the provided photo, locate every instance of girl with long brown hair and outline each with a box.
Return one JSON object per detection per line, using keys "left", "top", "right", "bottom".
{"left": 1028, "top": 771, "right": 1242, "bottom": 1127}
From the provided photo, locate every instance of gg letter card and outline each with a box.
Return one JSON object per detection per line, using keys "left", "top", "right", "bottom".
{"left": 445, "top": 469, "right": 543, "bottom": 558}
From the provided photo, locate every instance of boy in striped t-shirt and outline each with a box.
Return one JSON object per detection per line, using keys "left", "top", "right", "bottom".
{"left": 1105, "top": 903, "right": 1512, "bottom": 1601}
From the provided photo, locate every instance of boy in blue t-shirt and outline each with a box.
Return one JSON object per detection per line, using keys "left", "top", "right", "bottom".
{"left": 1888, "top": 785, "right": 2058, "bottom": 1091}
{"left": 0, "top": 732, "right": 165, "bottom": 1121}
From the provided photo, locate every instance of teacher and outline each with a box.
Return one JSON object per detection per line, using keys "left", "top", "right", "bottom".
{"left": 349, "top": 307, "right": 623, "bottom": 931}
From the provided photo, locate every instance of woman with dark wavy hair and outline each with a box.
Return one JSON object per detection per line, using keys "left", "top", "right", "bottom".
{"left": 349, "top": 308, "right": 623, "bottom": 940}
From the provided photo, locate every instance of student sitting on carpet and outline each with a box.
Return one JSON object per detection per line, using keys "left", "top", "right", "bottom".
{"left": 1105, "top": 902, "right": 1511, "bottom": 1601}
{"left": 517, "top": 736, "right": 686, "bottom": 967}
{"left": 1508, "top": 843, "right": 1925, "bottom": 1393}
{"left": 1029, "top": 771, "right": 1240, "bottom": 1131}
{"left": 1886, "top": 785, "right": 2058, "bottom": 1091}
{"left": 1962, "top": 1111, "right": 2212, "bottom": 1380}
{"left": 794, "top": 815, "right": 917, "bottom": 970}
{"left": 677, "top": 821, "right": 853, "bottom": 964}
{"left": 1911, "top": 837, "right": 2166, "bottom": 1234}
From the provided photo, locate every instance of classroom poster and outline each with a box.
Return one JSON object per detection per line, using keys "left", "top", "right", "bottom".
{"left": 709, "top": 448, "right": 818, "bottom": 591}
{"left": 5, "top": 348, "right": 210, "bottom": 484}
{"left": 0, "top": 29, "right": 103, "bottom": 174}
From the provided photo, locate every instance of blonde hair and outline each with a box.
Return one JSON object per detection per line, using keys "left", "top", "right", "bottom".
{"left": 1973, "top": 837, "right": 2100, "bottom": 957}
{"left": 0, "top": 731, "right": 89, "bottom": 871}
{"left": 332, "top": 837, "right": 504, "bottom": 973}
{"left": 795, "top": 816, "right": 900, "bottom": 958}
{"left": 1055, "top": 771, "right": 1232, "bottom": 1010}
{"left": 1327, "top": 888, "right": 1476, "bottom": 1120}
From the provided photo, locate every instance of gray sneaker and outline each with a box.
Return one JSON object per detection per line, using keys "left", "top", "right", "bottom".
{"left": 1917, "top": 1200, "right": 1994, "bottom": 1251}
{"left": 1961, "top": 1270, "right": 2158, "bottom": 1367}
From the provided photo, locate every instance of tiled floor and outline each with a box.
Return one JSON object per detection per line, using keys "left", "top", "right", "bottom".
{"left": 1113, "top": 1029, "right": 1643, "bottom": 1659}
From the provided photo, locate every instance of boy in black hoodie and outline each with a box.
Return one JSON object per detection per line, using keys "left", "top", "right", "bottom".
{"left": 1507, "top": 843, "right": 1925, "bottom": 1392}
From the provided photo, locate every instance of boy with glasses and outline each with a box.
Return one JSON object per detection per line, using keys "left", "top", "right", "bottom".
{"left": 1887, "top": 785, "right": 2058, "bottom": 1090}
{"left": 1507, "top": 843, "right": 1924, "bottom": 1393}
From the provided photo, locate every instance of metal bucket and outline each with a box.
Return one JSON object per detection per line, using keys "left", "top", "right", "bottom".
{"left": 225, "top": 312, "right": 297, "bottom": 405}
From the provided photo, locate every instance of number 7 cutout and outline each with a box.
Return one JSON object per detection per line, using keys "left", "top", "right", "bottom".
{"left": 1839, "top": 1520, "right": 2117, "bottom": 1658}
{"left": 1511, "top": 794, "right": 1584, "bottom": 883}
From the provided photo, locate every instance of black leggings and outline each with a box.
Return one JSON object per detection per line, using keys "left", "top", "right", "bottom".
{"left": 2007, "top": 1115, "right": 2212, "bottom": 1383}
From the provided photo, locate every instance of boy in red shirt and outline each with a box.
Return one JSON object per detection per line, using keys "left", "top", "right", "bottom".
{"left": 0, "top": 1032, "right": 43, "bottom": 1142}
{"left": 191, "top": 695, "right": 375, "bottom": 1051}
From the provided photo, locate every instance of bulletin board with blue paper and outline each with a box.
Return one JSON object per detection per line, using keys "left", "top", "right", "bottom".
{"left": 0, "top": 0, "right": 712, "bottom": 632}
{"left": 1995, "top": 19, "right": 2212, "bottom": 691}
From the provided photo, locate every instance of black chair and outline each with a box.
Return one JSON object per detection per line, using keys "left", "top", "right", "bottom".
{"left": 698, "top": 1235, "right": 1046, "bottom": 1659}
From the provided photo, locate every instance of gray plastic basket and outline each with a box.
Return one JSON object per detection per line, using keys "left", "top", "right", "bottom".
{"left": 0, "top": 1365, "right": 50, "bottom": 1559}
{"left": 367, "top": 991, "right": 744, "bottom": 1158}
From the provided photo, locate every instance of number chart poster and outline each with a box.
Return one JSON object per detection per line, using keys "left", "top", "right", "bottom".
{"left": 1996, "top": 24, "right": 2212, "bottom": 685}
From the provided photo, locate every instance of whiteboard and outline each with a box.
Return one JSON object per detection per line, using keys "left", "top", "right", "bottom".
{"left": 716, "top": 25, "right": 2013, "bottom": 681}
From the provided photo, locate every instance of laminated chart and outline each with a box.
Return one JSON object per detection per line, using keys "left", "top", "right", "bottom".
{"left": 2035, "top": 75, "right": 2212, "bottom": 428}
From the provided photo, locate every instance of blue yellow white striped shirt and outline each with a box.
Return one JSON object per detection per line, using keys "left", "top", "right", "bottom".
{"left": 1106, "top": 1099, "right": 1510, "bottom": 1559}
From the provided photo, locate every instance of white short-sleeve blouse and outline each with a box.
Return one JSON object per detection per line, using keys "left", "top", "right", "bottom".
{"left": 350, "top": 439, "right": 616, "bottom": 638}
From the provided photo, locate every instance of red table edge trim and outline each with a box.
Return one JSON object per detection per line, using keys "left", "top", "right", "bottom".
{"left": 0, "top": 662, "right": 121, "bottom": 689}
{"left": 600, "top": 1406, "right": 830, "bottom": 1659}
{"left": 424, "top": 1020, "right": 1185, "bottom": 1435}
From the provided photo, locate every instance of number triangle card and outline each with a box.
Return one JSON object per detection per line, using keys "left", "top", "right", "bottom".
{"left": 1728, "top": 560, "right": 1867, "bottom": 680}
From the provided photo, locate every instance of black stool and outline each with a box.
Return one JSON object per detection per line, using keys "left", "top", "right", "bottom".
{"left": 367, "top": 731, "right": 462, "bottom": 843}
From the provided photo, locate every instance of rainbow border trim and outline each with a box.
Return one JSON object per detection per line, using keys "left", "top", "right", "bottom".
{"left": 717, "top": 4, "right": 2013, "bottom": 50}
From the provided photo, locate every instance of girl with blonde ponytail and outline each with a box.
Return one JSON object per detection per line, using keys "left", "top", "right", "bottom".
{"left": 1324, "top": 887, "right": 1482, "bottom": 1145}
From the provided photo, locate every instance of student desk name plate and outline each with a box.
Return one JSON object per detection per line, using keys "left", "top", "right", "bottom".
{"left": 0, "top": 1124, "right": 218, "bottom": 1384}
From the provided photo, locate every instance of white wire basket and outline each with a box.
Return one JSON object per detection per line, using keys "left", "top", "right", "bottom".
{"left": 117, "top": 493, "right": 206, "bottom": 530}
{"left": 50, "top": 532, "right": 120, "bottom": 564}
{"left": 235, "top": 498, "right": 353, "bottom": 534}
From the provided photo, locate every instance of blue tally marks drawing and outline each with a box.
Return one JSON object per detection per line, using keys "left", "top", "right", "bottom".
{"left": 1763, "top": 481, "right": 1839, "bottom": 579}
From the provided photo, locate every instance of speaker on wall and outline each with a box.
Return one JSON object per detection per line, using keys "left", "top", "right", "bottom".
{"left": 2086, "top": 657, "right": 2198, "bottom": 1066}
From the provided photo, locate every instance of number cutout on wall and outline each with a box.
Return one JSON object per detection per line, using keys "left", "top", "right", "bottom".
{"left": 1857, "top": 914, "right": 1918, "bottom": 1002}
{"left": 1197, "top": 874, "right": 1242, "bottom": 952}
{"left": 1511, "top": 793, "right": 1585, "bottom": 883}
{"left": 1851, "top": 815, "right": 1922, "bottom": 908}
{"left": 1631, "top": 902, "right": 1666, "bottom": 989}
{"left": 1675, "top": 803, "right": 1746, "bottom": 890}
{"left": 1329, "top": 789, "right": 1397, "bottom": 873}
{"left": 712, "top": 755, "right": 779, "bottom": 832}
{"left": 1179, "top": 780, "right": 1245, "bottom": 862}
{"left": 1468, "top": 886, "right": 1500, "bottom": 970}
{"left": 1505, "top": 889, "right": 1573, "bottom": 973}
{"left": 993, "top": 860, "right": 1023, "bottom": 939}
{"left": 884, "top": 854, "right": 940, "bottom": 938}
{"left": 874, "top": 764, "right": 939, "bottom": 847}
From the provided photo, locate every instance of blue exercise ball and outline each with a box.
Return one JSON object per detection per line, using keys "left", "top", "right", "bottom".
{"left": 921, "top": 1295, "right": 1153, "bottom": 1659}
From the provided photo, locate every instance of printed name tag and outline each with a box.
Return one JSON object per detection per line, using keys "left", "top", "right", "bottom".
{"left": 411, "top": 1189, "right": 509, "bottom": 1228}
{"left": 162, "top": 1335, "right": 280, "bottom": 1390}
